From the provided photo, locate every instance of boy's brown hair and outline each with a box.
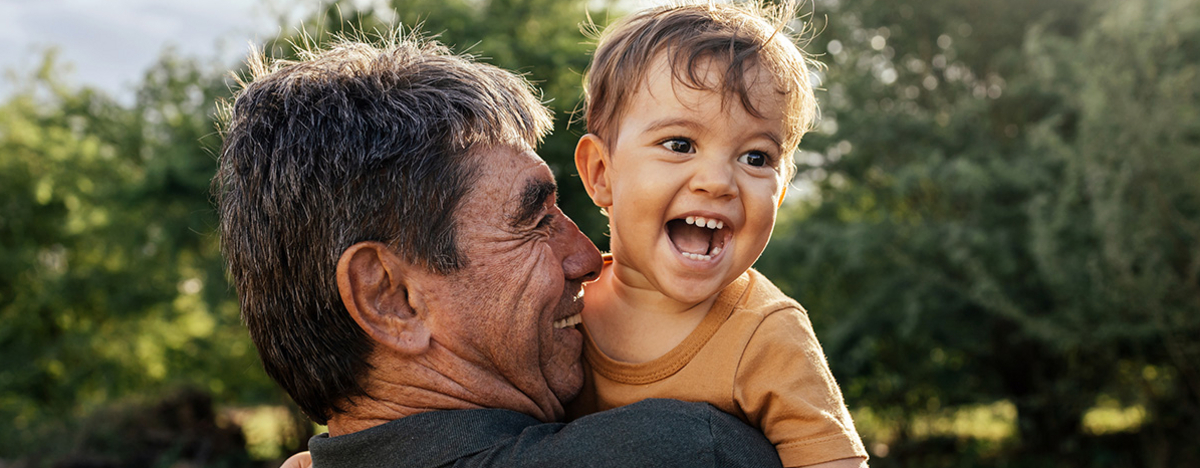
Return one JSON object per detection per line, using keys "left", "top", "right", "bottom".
{"left": 582, "top": 1, "right": 818, "bottom": 176}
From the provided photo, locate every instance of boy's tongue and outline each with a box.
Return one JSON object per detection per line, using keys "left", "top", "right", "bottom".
{"left": 667, "top": 220, "right": 712, "bottom": 255}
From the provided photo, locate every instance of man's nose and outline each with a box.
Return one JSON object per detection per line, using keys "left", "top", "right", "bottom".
{"left": 556, "top": 213, "right": 602, "bottom": 282}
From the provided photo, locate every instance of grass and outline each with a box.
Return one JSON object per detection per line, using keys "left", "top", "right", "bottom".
{"left": 852, "top": 397, "right": 1147, "bottom": 461}
{"left": 223, "top": 405, "right": 312, "bottom": 460}
{"left": 1081, "top": 396, "right": 1146, "bottom": 436}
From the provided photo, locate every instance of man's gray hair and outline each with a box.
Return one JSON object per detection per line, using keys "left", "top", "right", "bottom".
{"left": 213, "top": 33, "right": 553, "bottom": 423}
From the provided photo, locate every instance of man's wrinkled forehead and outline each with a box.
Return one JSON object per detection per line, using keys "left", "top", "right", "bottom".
{"left": 465, "top": 145, "right": 558, "bottom": 228}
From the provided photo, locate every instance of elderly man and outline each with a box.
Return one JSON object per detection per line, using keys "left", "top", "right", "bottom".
{"left": 215, "top": 36, "right": 783, "bottom": 467}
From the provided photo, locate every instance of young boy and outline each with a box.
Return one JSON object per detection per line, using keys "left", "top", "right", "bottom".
{"left": 567, "top": 2, "right": 868, "bottom": 467}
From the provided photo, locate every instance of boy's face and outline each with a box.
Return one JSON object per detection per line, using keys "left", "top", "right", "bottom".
{"left": 581, "top": 54, "right": 788, "bottom": 305}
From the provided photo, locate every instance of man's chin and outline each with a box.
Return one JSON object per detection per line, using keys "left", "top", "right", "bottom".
{"left": 546, "top": 356, "right": 585, "bottom": 413}
{"left": 553, "top": 373, "right": 584, "bottom": 406}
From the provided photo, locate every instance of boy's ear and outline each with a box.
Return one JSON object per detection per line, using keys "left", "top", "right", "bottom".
{"left": 336, "top": 241, "right": 430, "bottom": 355}
{"left": 778, "top": 185, "right": 788, "bottom": 208}
{"left": 574, "top": 134, "right": 613, "bottom": 208}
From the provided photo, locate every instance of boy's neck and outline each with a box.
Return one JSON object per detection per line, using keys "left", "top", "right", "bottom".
{"left": 581, "top": 261, "right": 721, "bottom": 364}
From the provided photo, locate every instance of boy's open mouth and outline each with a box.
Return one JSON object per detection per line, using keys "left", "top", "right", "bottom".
{"left": 666, "top": 215, "right": 731, "bottom": 261}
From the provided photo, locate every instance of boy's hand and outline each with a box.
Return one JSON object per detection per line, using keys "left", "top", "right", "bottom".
{"left": 280, "top": 451, "right": 312, "bottom": 468}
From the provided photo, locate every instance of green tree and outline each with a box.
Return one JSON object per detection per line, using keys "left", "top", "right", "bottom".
{"left": 1023, "top": 0, "right": 1200, "bottom": 457}
{"left": 0, "top": 49, "right": 274, "bottom": 458}
{"left": 758, "top": 0, "right": 1200, "bottom": 464}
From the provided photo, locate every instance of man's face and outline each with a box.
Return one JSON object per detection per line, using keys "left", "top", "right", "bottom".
{"left": 417, "top": 144, "right": 602, "bottom": 421}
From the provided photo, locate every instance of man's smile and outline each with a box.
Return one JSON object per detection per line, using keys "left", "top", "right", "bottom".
{"left": 553, "top": 314, "right": 583, "bottom": 329}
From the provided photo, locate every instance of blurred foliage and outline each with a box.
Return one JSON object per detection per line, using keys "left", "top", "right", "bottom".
{"left": 47, "top": 387, "right": 253, "bottom": 467}
{"left": 757, "top": 0, "right": 1200, "bottom": 465}
{"left": 0, "top": 47, "right": 279, "bottom": 462}
{"left": 1, "top": 0, "right": 1197, "bottom": 466}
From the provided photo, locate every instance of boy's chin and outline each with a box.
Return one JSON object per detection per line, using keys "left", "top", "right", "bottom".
{"left": 657, "top": 270, "right": 736, "bottom": 304}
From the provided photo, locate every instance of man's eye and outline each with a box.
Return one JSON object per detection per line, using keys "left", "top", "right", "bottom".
{"left": 536, "top": 214, "right": 556, "bottom": 229}
{"left": 661, "top": 138, "right": 694, "bottom": 153}
{"left": 738, "top": 151, "right": 769, "bottom": 167}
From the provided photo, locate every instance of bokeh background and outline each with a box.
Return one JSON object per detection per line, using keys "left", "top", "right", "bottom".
{"left": 2, "top": 0, "right": 1197, "bottom": 466}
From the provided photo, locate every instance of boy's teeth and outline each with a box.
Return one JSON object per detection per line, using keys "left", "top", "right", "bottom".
{"left": 684, "top": 216, "right": 725, "bottom": 230}
{"left": 553, "top": 314, "right": 582, "bottom": 329}
{"left": 682, "top": 252, "right": 713, "bottom": 261}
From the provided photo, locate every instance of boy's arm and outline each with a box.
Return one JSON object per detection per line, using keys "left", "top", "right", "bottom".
{"left": 279, "top": 451, "right": 311, "bottom": 468}
{"left": 803, "top": 457, "right": 869, "bottom": 468}
{"left": 733, "top": 306, "right": 869, "bottom": 468}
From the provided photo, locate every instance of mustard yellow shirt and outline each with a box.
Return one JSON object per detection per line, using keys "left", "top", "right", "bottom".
{"left": 567, "top": 268, "right": 867, "bottom": 467}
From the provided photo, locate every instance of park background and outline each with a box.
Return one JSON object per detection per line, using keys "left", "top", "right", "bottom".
{"left": 2, "top": 0, "right": 1198, "bottom": 466}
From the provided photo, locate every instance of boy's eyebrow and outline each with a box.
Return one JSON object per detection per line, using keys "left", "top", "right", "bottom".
{"left": 761, "top": 132, "right": 784, "bottom": 151}
{"left": 644, "top": 118, "right": 703, "bottom": 134}
{"left": 646, "top": 118, "right": 784, "bottom": 150}
{"left": 510, "top": 178, "right": 558, "bottom": 228}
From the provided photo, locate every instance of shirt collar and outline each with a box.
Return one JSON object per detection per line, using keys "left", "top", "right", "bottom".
{"left": 310, "top": 409, "right": 542, "bottom": 467}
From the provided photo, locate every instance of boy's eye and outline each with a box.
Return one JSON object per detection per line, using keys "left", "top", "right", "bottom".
{"left": 738, "top": 151, "right": 769, "bottom": 167}
{"left": 661, "top": 138, "right": 694, "bottom": 153}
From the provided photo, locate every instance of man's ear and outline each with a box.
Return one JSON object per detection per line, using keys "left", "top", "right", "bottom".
{"left": 575, "top": 134, "right": 613, "bottom": 208}
{"left": 337, "top": 241, "right": 430, "bottom": 355}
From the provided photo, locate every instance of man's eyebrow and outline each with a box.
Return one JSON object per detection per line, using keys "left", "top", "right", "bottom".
{"left": 510, "top": 179, "right": 557, "bottom": 228}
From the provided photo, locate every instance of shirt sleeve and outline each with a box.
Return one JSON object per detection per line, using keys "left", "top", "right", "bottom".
{"left": 733, "top": 307, "right": 868, "bottom": 467}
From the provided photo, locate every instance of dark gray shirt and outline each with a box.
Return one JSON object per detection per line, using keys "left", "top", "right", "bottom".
{"left": 309, "top": 398, "right": 783, "bottom": 467}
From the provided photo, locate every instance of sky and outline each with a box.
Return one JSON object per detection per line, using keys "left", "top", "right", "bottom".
{"left": 0, "top": 0, "right": 342, "bottom": 103}
{"left": 0, "top": 0, "right": 666, "bottom": 104}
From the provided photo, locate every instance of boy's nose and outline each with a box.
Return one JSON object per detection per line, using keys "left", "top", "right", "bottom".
{"left": 688, "top": 157, "right": 738, "bottom": 199}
